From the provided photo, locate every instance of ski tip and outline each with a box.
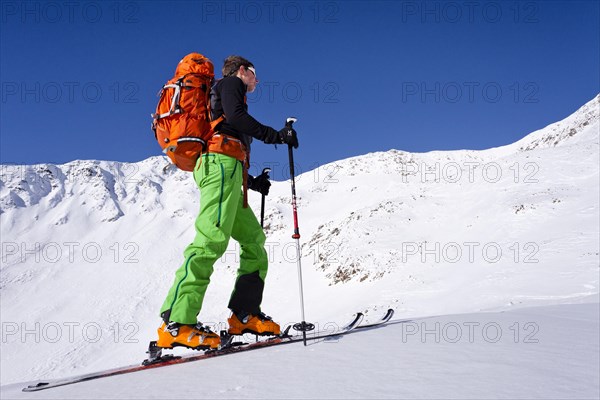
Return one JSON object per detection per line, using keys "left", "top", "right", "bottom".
{"left": 381, "top": 308, "right": 395, "bottom": 323}
{"left": 343, "top": 312, "right": 364, "bottom": 331}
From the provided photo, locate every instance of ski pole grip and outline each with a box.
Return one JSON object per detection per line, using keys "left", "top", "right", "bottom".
{"left": 286, "top": 117, "right": 297, "bottom": 127}
{"left": 286, "top": 117, "right": 297, "bottom": 152}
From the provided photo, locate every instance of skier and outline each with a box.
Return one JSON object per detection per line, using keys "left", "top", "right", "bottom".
{"left": 156, "top": 55, "right": 299, "bottom": 350}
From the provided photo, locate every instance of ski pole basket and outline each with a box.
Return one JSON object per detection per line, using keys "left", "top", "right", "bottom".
{"left": 292, "top": 321, "right": 315, "bottom": 332}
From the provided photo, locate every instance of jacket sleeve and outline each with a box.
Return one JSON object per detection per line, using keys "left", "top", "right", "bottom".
{"left": 220, "top": 77, "right": 280, "bottom": 143}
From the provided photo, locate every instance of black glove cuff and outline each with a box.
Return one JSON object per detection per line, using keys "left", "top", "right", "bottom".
{"left": 247, "top": 175, "right": 256, "bottom": 191}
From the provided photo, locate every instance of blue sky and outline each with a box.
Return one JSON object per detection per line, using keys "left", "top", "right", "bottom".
{"left": 1, "top": 1, "right": 598, "bottom": 180}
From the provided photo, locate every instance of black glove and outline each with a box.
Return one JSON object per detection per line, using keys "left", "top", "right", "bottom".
{"left": 248, "top": 170, "right": 271, "bottom": 196}
{"left": 278, "top": 126, "right": 299, "bottom": 149}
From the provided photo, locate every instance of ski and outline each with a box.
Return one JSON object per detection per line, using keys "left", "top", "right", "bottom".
{"left": 22, "top": 309, "right": 393, "bottom": 392}
{"left": 342, "top": 311, "right": 364, "bottom": 331}
{"left": 361, "top": 308, "right": 394, "bottom": 328}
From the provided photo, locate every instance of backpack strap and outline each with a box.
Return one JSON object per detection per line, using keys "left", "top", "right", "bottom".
{"left": 153, "top": 79, "right": 184, "bottom": 120}
{"left": 210, "top": 115, "right": 224, "bottom": 130}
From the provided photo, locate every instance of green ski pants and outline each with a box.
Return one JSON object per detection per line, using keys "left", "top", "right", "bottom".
{"left": 160, "top": 153, "right": 268, "bottom": 324}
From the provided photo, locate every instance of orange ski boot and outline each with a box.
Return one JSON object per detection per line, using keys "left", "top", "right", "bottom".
{"left": 227, "top": 311, "right": 281, "bottom": 336}
{"left": 156, "top": 322, "right": 220, "bottom": 350}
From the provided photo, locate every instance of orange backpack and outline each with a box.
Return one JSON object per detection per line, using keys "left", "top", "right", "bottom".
{"left": 152, "top": 53, "right": 223, "bottom": 171}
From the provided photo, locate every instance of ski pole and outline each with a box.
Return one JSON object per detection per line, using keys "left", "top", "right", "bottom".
{"left": 285, "top": 117, "right": 313, "bottom": 346}
{"left": 260, "top": 167, "right": 271, "bottom": 228}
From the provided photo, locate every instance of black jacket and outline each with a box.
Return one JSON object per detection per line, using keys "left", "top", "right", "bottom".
{"left": 210, "top": 76, "right": 279, "bottom": 149}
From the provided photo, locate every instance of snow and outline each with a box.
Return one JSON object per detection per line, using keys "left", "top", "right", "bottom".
{"left": 2, "top": 301, "right": 598, "bottom": 399}
{"left": 1, "top": 94, "right": 599, "bottom": 398}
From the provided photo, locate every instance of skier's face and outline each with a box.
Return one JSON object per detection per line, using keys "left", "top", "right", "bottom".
{"left": 240, "top": 66, "right": 258, "bottom": 93}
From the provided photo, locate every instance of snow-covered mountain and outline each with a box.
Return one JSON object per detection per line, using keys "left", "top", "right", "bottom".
{"left": 1, "top": 95, "right": 598, "bottom": 388}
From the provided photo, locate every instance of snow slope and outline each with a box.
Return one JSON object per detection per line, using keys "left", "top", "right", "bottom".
{"left": 1, "top": 94, "right": 598, "bottom": 394}
{"left": 2, "top": 301, "right": 598, "bottom": 399}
